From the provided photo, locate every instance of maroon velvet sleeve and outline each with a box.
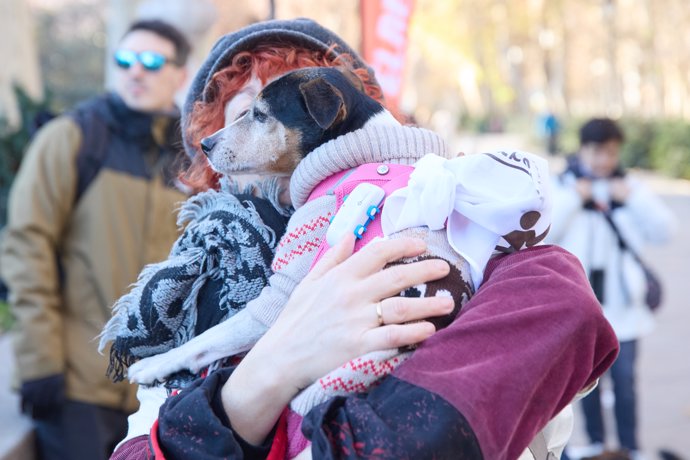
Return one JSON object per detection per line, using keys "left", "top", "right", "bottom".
{"left": 394, "top": 245, "right": 619, "bottom": 459}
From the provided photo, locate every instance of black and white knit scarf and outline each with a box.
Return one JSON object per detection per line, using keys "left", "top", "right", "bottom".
{"left": 98, "top": 178, "right": 291, "bottom": 387}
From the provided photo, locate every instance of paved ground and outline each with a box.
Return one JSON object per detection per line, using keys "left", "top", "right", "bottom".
{"left": 1, "top": 133, "right": 688, "bottom": 459}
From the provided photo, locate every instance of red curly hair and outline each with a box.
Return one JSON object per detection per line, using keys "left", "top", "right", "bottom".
{"left": 182, "top": 43, "right": 385, "bottom": 193}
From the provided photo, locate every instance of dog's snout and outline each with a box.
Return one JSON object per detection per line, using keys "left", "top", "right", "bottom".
{"left": 200, "top": 136, "right": 217, "bottom": 156}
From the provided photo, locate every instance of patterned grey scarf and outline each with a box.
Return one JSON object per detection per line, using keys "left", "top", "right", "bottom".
{"left": 98, "top": 177, "right": 291, "bottom": 386}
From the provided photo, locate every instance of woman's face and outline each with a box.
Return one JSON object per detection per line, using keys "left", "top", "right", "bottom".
{"left": 223, "top": 75, "right": 264, "bottom": 126}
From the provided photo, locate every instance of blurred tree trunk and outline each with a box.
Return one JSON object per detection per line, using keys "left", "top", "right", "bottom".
{"left": 603, "top": 0, "right": 622, "bottom": 112}
{"left": 466, "top": 0, "right": 492, "bottom": 115}
{"left": 558, "top": 0, "right": 572, "bottom": 115}
{"left": 640, "top": 0, "right": 664, "bottom": 117}
{"left": 539, "top": 0, "right": 568, "bottom": 115}
{"left": 104, "top": 0, "right": 140, "bottom": 90}
{"left": 0, "top": 0, "right": 42, "bottom": 128}
{"left": 502, "top": 0, "right": 529, "bottom": 116}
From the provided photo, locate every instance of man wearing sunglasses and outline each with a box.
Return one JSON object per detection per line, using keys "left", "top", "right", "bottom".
{"left": 1, "top": 19, "right": 190, "bottom": 460}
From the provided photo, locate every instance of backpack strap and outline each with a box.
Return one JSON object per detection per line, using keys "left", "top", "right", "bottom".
{"left": 307, "top": 163, "right": 414, "bottom": 269}
{"left": 70, "top": 110, "right": 110, "bottom": 205}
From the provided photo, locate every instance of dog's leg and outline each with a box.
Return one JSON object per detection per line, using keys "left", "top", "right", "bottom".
{"left": 290, "top": 348, "right": 407, "bottom": 415}
{"left": 127, "top": 310, "right": 268, "bottom": 384}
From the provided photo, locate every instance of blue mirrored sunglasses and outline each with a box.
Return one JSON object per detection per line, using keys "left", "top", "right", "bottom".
{"left": 114, "top": 49, "right": 177, "bottom": 71}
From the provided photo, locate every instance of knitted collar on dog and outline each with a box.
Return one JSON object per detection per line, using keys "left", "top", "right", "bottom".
{"left": 98, "top": 178, "right": 291, "bottom": 387}
{"left": 289, "top": 123, "right": 451, "bottom": 209}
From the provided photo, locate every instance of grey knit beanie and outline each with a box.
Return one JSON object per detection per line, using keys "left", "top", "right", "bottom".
{"left": 182, "top": 18, "right": 379, "bottom": 157}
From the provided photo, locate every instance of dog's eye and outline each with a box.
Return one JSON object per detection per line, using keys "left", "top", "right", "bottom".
{"left": 253, "top": 108, "right": 267, "bottom": 123}
{"left": 235, "top": 110, "right": 249, "bottom": 121}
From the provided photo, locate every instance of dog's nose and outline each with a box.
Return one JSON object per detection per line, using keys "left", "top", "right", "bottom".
{"left": 200, "top": 136, "right": 216, "bottom": 156}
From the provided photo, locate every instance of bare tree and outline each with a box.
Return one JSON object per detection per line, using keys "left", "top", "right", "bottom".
{"left": 0, "top": 0, "right": 42, "bottom": 127}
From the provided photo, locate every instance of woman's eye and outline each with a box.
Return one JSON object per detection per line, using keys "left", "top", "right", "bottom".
{"left": 253, "top": 108, "right": 267, "bottom": 123}
{"left": 235, "top": 110, "right": 249, "bottom": 121}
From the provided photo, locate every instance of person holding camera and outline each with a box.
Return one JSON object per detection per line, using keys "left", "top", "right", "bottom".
{"left": 547, "top": 117, "right": 676, "bottom": 458}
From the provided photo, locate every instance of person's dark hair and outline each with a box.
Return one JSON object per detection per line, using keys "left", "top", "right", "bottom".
{"left": 579, "top": 117, "right": 624, "bottom": 146}
{"left": 124, "top": 19, "right": 191, "bottom": 66}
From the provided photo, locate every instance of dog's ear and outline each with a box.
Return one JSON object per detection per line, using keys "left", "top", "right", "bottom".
{"left": 299, "top": 78, "right": 346, "bottom": 130}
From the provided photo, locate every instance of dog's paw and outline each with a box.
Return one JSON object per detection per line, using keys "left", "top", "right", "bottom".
{"left": 127, "top": 352, "right": 181, "bottom": 384}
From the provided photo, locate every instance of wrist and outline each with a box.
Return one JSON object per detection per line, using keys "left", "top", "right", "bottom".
{"left": 221, "top": 342, "right": 299, "bottom": 445}
{"left": 226, "top": 346, "right": 298, "bottom": 405}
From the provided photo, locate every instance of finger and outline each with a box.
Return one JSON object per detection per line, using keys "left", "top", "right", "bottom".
{"left": 363, "top": 258, "right": 451, "bottom": 299}
{"left": 339, "top": 237, "right": 428, "bottom": 278}
{"left": 305, "top": 233, "right": 356, "bottom": 280}
{"left": 378, "top": 295, "right": 454, "bottom": 325}
{"left": 362, "top": 322, "right": 436, "bottom": 352}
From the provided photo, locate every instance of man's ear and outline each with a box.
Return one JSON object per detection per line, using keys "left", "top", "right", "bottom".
{"left": 299, "top": 78, "right": 346, "bottom": 130}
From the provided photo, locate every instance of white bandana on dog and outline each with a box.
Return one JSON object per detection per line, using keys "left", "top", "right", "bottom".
{"left": 381, "top": 150, "right": 552, "bottom": 289}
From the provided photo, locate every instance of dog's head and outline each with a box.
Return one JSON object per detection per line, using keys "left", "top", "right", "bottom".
{"left": 199, "top": 67, "right": 394, "bottom": 176}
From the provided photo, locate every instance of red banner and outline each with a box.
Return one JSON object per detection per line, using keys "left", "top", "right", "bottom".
{"left": 361, "top": 0, "right": 415, "bottom": 113}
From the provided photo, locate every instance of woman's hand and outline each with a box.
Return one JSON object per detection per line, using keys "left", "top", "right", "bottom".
{"left": 268, "top": 234, "right": 454, "bottom": 388}
{"left": 221, "top": 235, "right": 454, "bottom": 445}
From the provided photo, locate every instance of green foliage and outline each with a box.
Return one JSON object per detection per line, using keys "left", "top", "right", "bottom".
{"left": 617, "top": 118, "right": 690, "bottom": 179}
{"left": 648, "top": 120, "right": 690, "bottom": 179}
{"left": 558, "top": 118, "right": 582, "bottom": 155}
{"left": 0, "top": 300, "right": 13, "bottom": 333}
{"left": 457, "top": 113, "right": 506, "bottom": 133}
{"left": 618, "top": 118, "right": 657, "bottom": 169}
{"left": 0, "top": 85, "right": 52, "bottom": 227}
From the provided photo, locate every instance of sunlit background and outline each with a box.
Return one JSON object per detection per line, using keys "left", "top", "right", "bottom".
{"left": 5, "top": 0, "right": 690, "bottom": 167}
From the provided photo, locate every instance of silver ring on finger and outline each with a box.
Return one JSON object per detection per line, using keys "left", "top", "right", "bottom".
{"left": 375, "top": 301, "right": 384, "bottom": 326}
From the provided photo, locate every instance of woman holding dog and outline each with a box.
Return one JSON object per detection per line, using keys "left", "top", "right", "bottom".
{"left": 107, "top": 19, "right": 618, "bottom": 460}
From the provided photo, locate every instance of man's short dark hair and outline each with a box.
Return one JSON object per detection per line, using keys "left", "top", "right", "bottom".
{"left": 579, "top": 117, "right": 625, "bottom": 146}
{"left": 124, "top": 19, "right": 191, "bottom": 66}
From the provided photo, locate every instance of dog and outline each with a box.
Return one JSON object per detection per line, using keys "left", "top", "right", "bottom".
{"left": 198, "top": 67, "right": 396, "bottom": 177}
{"left": 125, "top": 67, "right": 472, "bottom": 390}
